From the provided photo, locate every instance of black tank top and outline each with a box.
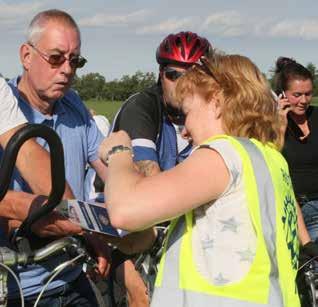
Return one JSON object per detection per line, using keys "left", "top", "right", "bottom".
{"left": 282, "top": 106, "right": 318, "bottom": 199}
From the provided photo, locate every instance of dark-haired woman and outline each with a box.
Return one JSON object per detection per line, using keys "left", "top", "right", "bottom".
{"left": 274, "top": 56, "right": 318, "bottom": 261}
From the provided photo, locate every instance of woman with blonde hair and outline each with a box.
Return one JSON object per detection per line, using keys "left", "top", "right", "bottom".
{"left": 99, "top": 54, "right": 300, "bottom": 306}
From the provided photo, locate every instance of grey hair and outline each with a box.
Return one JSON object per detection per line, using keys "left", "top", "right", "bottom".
{"left": 26, "top": 9, "right": 81, "bottom": 45}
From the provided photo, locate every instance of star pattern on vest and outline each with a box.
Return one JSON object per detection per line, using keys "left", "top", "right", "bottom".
{"left": 231, "top": 167, "right": 240, "bottom": 186}
{"left": 236, "top": 248, "right": 255, "bottom": 263}
{"left": 201, "top": 237, "right": 214, "bottom": 249}
{"left": 219, "top": 217, "right": 241, "bottom": 233}
{"left": 214, "top": 273, "right": 230, "bottom": 285}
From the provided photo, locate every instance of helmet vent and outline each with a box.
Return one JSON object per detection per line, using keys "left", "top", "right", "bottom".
{"left": 156, "top": 31, "right": 211, "bottom": 65}
{"left": 185, "top": 32, "right": 191, "bottom": 43}
{"left": 175, "top": 36, "right": 185, "bottom": 59}
{"left": 164, "top": 40, "right": 171, "bottom": 53}
{"left": 188, "top": 39, "right": 201, "bottom": 59}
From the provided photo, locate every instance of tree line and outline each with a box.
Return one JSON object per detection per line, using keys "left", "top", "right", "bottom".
{"left": 72, "top": 71, "right": 156, "bottom": 101}
{"left": 72, "top": 62, "right": 318, "bottom": 102}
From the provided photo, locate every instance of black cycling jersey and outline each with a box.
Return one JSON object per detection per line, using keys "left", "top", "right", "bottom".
{"left": 112, "top": 84, "right": 163, "bottom": 142}
{"left": 112, "top": 84, "right": 191, "bottom": 170}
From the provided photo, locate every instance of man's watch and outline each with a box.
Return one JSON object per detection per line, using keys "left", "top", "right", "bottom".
{"left": 104, "top": 145, "right": 133, "bottom": 166}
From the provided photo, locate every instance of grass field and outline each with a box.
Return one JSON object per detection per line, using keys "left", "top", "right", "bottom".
{"left": 312, "top": 97, "right": 318, "bottom": 106}
{"left": 85, "top": 97, "right": 318, "bottom": 125}
{"left": 84, "top": 99, "right": 123, "bottom": 123}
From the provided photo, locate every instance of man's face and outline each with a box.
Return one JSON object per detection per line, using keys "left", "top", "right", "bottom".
{"left": 161, "top": 65, "right": 187, "bottom": 109}
{"left": 22, "top": 21, "right": 81, "bottom": 103}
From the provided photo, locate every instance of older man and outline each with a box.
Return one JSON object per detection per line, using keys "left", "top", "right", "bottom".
{"left": 0, "top": 74, "right": 72, "bottom": 197}
{"left": 0, "top": 74, "right": 76, "bottom": 224}
{"left": 2, "top": 10, "right": 109, "bottom": 306}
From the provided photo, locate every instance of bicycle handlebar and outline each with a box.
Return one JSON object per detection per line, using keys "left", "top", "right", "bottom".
{"left": 0, "top": 236, "right": 89, "bottom": 267}
{"left": 0, "top": 124, "right": 98, "bottom": 305}
{"left": 0, "top": 124, "right": 66, "bottom": 238}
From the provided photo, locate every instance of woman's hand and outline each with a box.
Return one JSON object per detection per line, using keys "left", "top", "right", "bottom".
{"left": 277, "top": 93, "right": 292, "bottom": 118}
{"left": 277, "top": 93, "right": 292, "bottom": 135}
{"left": 98, "top": 131, "right": 132, "bottom": 164}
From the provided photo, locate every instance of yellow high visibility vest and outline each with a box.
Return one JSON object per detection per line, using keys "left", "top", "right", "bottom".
{"left": 152, "top": 136, "right": 300, "bottom": 307}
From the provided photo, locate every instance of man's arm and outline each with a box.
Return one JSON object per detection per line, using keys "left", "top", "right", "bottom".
{"left": 0, "top": 125, "right": 74, "bottom": 198}
{"left": 0, "top": 191, "right": 111, "bottom": 277}
{"left": 90, "top": 158, "right": 107, "bottom": 183}
{"left": 135, "top": 160, "right": 161, "bottom": 177}
{"left": 113, "top": 90, "right": 161, "bottom": 173}
{"left": 0, "top": 191, "right": 81, "bottom": 237}
{"left": 0, "top": 126, "right": 77, "bottom": 238}
{"left": 0, "top": 190, "right": 43, "bottom": 221}
{"left": 106, "top": 91, "right": 161, "bottom": 251}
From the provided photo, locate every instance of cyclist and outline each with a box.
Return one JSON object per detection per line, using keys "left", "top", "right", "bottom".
{"left": 1, "top": 10, "right": 109, "bottom": 307}
{"left": 110, "top": 31, "right": 212, "bottom": 305}
{"left": 112, "top": 31, "right": 212, "bottom": 174}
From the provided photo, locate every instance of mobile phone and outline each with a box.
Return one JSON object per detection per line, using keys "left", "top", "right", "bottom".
{"left": 281, "top": 90, "right": 287, "bottom": 99}
{"left": 287, "top": 114, "right": 304, "bottom": 139}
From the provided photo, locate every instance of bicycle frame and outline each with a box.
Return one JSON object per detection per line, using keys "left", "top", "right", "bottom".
{"left": 298, "top": 255, "right": 318, "bottom": 307}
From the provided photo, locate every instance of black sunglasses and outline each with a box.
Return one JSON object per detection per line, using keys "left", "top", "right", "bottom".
{"left": 163, "top": 67, "right": 185, "bottom": 81}
{"left": 29, "top": 43, "right": 87, "bottom": 69}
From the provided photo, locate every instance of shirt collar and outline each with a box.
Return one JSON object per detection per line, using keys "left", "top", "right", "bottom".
{"left": 11, "top": 76, "right": 67, "bottom": 124}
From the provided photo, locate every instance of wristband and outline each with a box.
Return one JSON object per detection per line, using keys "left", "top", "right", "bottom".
{"left": 104, "top": 145, "right": 133, "bottom": 166}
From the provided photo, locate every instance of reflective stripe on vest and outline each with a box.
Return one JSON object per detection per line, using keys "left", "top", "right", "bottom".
{"left": 152, "top": 136, "right": 300, "bottom": 307}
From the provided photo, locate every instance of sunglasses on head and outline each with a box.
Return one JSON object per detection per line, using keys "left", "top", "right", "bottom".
{"left": 29, "top": 43, "right": 87, "bottom": 69}
{"left": 196, "top": 56, "right": 218, "bottom": 83}
{"left": 163, "top": 67, "right": 185, "bottom": 81}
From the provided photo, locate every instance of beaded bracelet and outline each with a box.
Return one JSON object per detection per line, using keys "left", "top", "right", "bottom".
{"left": 104, "top": 145, "right": 133, "bottom": 166}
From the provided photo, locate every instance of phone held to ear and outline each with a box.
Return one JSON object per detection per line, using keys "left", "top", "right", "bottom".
{"left": 287, "top": 114, "right": 304, "bottom": 139}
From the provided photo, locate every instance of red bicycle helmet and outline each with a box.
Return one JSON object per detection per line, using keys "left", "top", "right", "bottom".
{"left": 156, "top": 31, "right": 211, "bottom": 66}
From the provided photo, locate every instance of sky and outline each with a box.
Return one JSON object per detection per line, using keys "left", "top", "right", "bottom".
{"left": 1, "top": 0, "right": 318, "bottom": 81}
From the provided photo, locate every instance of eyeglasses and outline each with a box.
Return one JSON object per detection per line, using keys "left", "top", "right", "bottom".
{"left": 29, "top": 43, "right": 87, "bottom": 69}
{"left": 163, "top": 67, "right": 185, "bottom": 81}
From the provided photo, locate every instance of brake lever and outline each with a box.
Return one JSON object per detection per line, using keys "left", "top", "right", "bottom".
{"left": 82, "top": 257, "right": 98, "bottom": 273}
{"left": 41, "top": 238, "right": 97, "bottom": 284}
{"left": 64, "top": 235, "right": 98, "bottom": 273}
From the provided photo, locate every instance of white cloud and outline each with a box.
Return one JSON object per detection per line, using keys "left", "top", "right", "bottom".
{"left": 201, "top": 11, "right": 245, "bottom": 37}
{"left": 203, "top": 11, "right": 243, "bottom": 28}
{"left": 200, "top": 10, "right": 318, "bottom": 41}
{"left": 268, "top": 20, "right": 318, "bottom": 40}
{"left": 137, "top": 17, "right": 196, "bottom": 34}
{"left": 78, "top": 9, "right": 151, "bottom": 27}
{"left": 0, "top": 1, "right": 44, "bottom": 27}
